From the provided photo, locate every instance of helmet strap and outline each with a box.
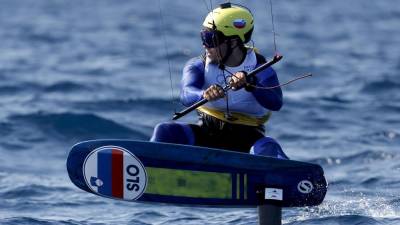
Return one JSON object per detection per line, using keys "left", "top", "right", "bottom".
{"left": 218, "top": 38, "right": 246, "bottom": 67}
{"left": 219, "top": 39, "right": 233, "bottom": 65}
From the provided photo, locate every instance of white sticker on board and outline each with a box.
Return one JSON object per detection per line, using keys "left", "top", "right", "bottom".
{"left": 264, "top": 188, "right": 283, "bottom": 201}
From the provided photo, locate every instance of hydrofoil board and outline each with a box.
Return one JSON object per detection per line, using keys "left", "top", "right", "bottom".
{"left": 67, "top": 140, "right": 327, "bottom": 207}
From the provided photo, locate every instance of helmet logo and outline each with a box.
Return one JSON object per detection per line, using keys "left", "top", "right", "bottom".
{"left": 233, "top": 19, "right": 246, "bottom": 29}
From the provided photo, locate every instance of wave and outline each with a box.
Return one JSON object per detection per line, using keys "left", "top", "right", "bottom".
{"left": 133, "top": 210, "right": 167, "bottom": 219}
{"left": 125, "top": 219, "right": 151, "bottom": 225}
{"left": 286, "top": 215, "right": 384, "bottom": 225}
{"left": 363, "top": 130, "right": 400, "bottom": 143}
{"left": 52, "top": 61, "right": 116, "bottom": 77}
{"left": 0, "top": 122, "right": 32, "bottom": 151}
{"left": 1, "top": 184, "right": 65, "bottom": 199}
{"left": 0, "top": 80, "right": 91, "bottom": 96}
{"left": 160, "top": 216, "right": 202, "bottom": 225}
{"left": 43, "top": 81, "right": 89, "bottom": 93}
{"left": 24, "top": 30, "right": 70, "bottom": 45}
{"left": 320, "top": 95, "right": 353, "bottom": 104}
{"left": 71, "top": 98, "right": 178, "bottom": 113}
{"left": 286, "top": 197, "right": 400, "bottom": 224}
{"left": 389, "top": 198, "right": 400, "bottom": 207}
{"left": 309, "top": 150, "right": 396, "bottom": 167}
{"left": 0, "top": 85, "right": 25, "bottom": 95}
{"left": 361, "top": 78, "right": 400, "bottom": 94}
{"left": 0, "top": 217, "right": 86, "bottom": 225}
{"left": 9, "top": 112, "right": 149, "bottom": 143}
{"left": 0, "top": 122, "right": 13, "bottom": 136}
{"left": 0, "top": 82, "right": 41, "bottom": 95}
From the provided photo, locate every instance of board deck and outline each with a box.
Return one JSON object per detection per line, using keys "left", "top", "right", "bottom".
{"left": 67, "top": 140, "right": 327, "bottom": 207}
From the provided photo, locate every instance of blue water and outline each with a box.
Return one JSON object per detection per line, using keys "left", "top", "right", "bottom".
{"left": 0, "top": 0, "right": 399, "bottom": 224}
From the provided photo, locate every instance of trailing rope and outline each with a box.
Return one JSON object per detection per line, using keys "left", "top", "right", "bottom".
{"left": 219, "top": 68, "right": 313, "bottom": 91}
{"left": 268, "top": 0, "right": 278, "bottom": 54}
{"left": 248, "top": 73, "right": 313, "bottom": 90}
{"left": 158, "top": 0, "right": 178, "bottom": 113}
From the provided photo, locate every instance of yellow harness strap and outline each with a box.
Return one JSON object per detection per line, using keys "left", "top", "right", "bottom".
{"left": 198, "top": 106, "right": 271, "bottom": 127}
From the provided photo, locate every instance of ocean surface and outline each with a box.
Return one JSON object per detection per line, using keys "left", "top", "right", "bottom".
{"left": 0, "top": 0, "right": 399, "bottom": 224}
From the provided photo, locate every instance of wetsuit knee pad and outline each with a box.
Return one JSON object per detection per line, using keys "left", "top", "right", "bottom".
{"left": 150, "top": 122, "right": 194, "bottom": 145}
{"left": 250, "top": 136, "right": 289, "bottom": 159}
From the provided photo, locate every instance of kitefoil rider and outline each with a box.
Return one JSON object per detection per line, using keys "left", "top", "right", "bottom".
{"left": 151, "top": 3, "right": 288, "bottom": 159}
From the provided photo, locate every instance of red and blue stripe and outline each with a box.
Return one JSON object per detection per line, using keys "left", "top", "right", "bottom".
{"left": 233, "top": 19, "right": 246, "bottom": 29}
{"left": 97, "top": 148, "right": 124, "bottom": 198}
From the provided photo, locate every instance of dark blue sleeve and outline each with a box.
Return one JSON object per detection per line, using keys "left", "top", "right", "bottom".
{"left": 252, "top": 66, "right": 283, "bottom": 111}
{"left": 180, "top": 57, "right": 205, "bottom": 106}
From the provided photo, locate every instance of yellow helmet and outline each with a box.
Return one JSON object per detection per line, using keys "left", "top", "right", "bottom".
{"left": 202, "top": 3, "right": 254, "bottom": 43}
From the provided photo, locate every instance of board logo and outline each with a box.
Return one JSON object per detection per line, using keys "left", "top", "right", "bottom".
{"left": 297, "top": 180, "right": 313, "bottom": 194}
{"left": 83, "top": 146, "right": 147, "bottom": 200}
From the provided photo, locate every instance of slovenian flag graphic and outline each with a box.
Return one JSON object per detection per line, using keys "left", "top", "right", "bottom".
{"left": 83, "top": 146, "right": 147, "bottom": 200}
{"left": 86, "top": 148, "right": 124, "bottom": 198}
{"left": 233, "top": 19, "right": 246, "bottom": 29}
{"left": 97, "top": 148, "right": 124, "bottom": 198}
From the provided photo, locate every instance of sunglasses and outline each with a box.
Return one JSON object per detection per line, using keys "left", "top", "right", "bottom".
{"left": 200, "top": 30, "right": 226, "bottom": 48}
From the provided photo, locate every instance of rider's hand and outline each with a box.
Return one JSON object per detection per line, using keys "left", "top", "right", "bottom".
{"left": 203, "top": 84, "right": 225, "bottom": 101}
{"left": 229, "top": 71, "right": 247, "bottom": 90}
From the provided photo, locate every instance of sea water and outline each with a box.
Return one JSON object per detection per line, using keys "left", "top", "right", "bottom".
{"left": 0, "top": 0, "right": 399, "bottom": 224}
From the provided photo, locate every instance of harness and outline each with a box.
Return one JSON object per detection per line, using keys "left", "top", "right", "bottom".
{"left": 198, "top": 47, "right": 272, "bottom": 127}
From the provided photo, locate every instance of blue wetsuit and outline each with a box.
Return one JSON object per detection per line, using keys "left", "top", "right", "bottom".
{"left": 151, "top": 52, "right": 288, "bottom": 159}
